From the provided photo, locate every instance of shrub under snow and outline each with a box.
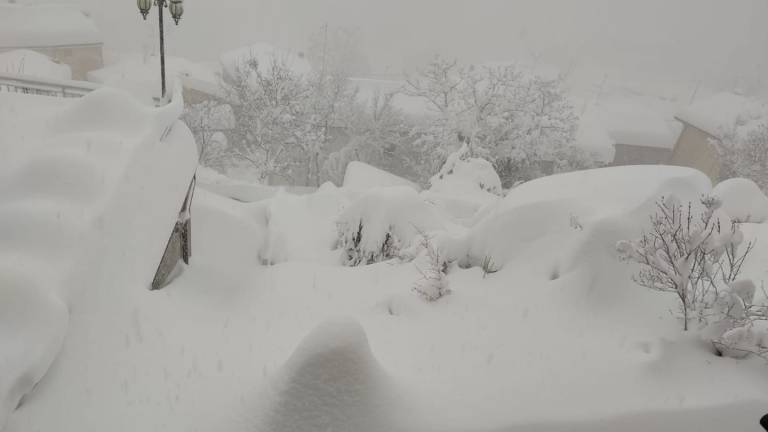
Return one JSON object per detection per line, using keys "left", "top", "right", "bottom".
{"left": 618, "top": 194, "right": 767, "bottom": 358}
{"left": 337, "top": 187, "right": 443, "bottom": 266}
{"left": 411, "top": 234, "right": 451, "bottom": 301}
{"left": 429, "top": 144, "right": 502, "bottom": 196}
{"left": 617, "top": 195, "right": 753, "bottom": 331}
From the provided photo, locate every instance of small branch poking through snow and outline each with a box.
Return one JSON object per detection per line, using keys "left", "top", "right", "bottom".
{"left": 412, "top": 233, "right": 451, "bottom": 302}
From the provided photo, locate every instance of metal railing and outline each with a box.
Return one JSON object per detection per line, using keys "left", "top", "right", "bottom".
{"left": 0, "top": 72, "right": 101, "bottom": 98}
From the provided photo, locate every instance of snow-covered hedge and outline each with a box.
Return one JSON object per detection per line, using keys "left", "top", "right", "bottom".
{"left": 337, "top": 187, "right": 443, "bottom": 266}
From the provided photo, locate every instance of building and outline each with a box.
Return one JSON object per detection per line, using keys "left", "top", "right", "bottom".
{"left": 599, "top": 103, "right": 677, "bottom": 166}
{"left": 0, "top": 3, "right": 103, "bottom": 80}
{"left": 671, "top": 92, "right": 761, "bottom": 182}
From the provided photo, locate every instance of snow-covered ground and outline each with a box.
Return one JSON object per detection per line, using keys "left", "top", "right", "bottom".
{"left": 4, "top": 142, "right": 768, "bottom": 431}
{"left": 0, "top": 85, "right": 197, "bottom": 430}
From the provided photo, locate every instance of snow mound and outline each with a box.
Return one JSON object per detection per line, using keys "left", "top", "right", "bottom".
{"left": 261, "top": 184, "right": 349, "bottom": 264}
{"left": 0, "top": 85, "right": 196, "bottom": 429}
{"left": 220, "top": 43, "right": 311, "bottom": 81}
{"left": 191, "top": 189, "right": 267, "bottom": 276}
{"left": 343, "top": 161, "right": 420, "bottom": 191}
{"left": 430, "top": 145, "right": 502, "bottom": 196}
{"left": 712, "top": 178, "right": 768, "bottom": 223}
{"left": 337, "top": 187, "right": 443, "bottom": 265}
{"left": 197, "top": 166, "right": 278, "bottom": 202}
{"left": 255, "top": 319, "right": 407, "bottom": 432}
{"left": 0, "top": 50, "right": 71, "bottom": 80}
{"left": 425, "top": 146, "right": 502, "bottom": 222}
{"left": 462, "top": 166, "right": 711, "bottom": 270}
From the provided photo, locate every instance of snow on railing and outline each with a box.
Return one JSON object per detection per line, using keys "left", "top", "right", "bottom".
{"left": 0, "top": 72, "right": 101, "bottom": 98}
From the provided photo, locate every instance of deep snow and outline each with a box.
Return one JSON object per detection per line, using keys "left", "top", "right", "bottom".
{"left": 0, "top": 85, "right": 197, "bottom": 429}
{"left": 5, "top": 158, "right": 768, "bottom": 431}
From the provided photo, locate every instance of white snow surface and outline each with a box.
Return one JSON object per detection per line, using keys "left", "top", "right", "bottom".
{"left": 251, "top": 318, "right": 413, "bottom": 432}
{"left": 592, "top": 101, "right": 677, "bottom": 149}
{"left": 4, "top": 155, "right": 768, "bottom": 432}
{"left": 0, "top": 3, "right": 101, "bottom": 48}
{"left": 712, "top": 178, "right": 768, "bottom": 223}
{"left": 0, "top": 85, "right": 197, "bottom": 430}
{"left": 0, "top": 50, "right": 71, "bottom": 80}
{"left": 343, "top": 161, "right": 420, "bottom": 191}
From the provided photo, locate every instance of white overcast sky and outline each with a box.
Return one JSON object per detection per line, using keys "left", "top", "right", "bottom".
{"left": 19, "top": 0, "right": 768, "bottom": 94}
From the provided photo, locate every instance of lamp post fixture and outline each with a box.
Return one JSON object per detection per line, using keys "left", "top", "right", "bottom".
{"left": 137, "top": 0, "right": 184, "bottom": 100}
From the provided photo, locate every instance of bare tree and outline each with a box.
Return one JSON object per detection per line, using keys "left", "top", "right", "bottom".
{"left": 182, "top": 101, "right": 233, "bottom": 170}
{"left": 404, "top": 55, "right": 587, "bottom": 187}
{"left": 718, "top": 122, "right": 768, "bottom": 193}
{"left": 220, "top": 55, "right": 321, "bottom": 184}
{"left": 617, "top": 195, "right": 755, "bottom": 331}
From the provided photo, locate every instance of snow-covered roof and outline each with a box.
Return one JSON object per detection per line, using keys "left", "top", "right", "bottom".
{"left": 0, "top": 4, "right": 101, "bottom": 48}
{"left": 219, "top": 43, "right": 312, "bottom": 80}
{"left": 596, "top": 102, "right": 677, "bottom": 149}
{"left": 0, "top": 49, "right": 71, "bottom": 80}
{"left": 676, "top": 92, "right": 766, "bottom": 137}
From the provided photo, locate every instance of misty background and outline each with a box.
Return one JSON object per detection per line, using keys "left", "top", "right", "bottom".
{"left": 16, "top": 0, "right": 768, "bottom": 97}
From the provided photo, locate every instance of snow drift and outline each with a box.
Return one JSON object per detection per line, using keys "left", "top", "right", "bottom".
{"left": 343, "top": 161, "right": 420, "bottom": 191}
{"left": 712, "top": 178, "right": 768, "bottom": 223}
{"left": 253, "top": 319, "right": 411, "bottom": 432}
{"left": 0, "top": 85, "right": 197, "bottom": 429}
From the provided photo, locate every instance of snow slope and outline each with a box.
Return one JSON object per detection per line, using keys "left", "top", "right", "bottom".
{"left": 5, "top": 164, "right": 768, "bottom": 431}
{"left": 0, "top": 86, "right": 197, "bottom": 429}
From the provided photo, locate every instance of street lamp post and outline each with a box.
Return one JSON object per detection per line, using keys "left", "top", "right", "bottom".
{"left": 137, "top": 0, "right": 184, "bottom": 100}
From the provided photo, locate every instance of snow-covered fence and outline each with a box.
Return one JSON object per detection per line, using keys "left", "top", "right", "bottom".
{"left": 0, "top": 72, "right": 100, "bottom": 98}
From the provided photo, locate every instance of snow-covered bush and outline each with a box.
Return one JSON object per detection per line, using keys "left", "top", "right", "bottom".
{"left": 412, "top": 234, "right": 451, "bottom": 302}
{"left": 430, "top": 144, "right": 502, "bottom": 196}
{"left": 709, "top": 280, "right": 768, "bottom": 359}
{"left": 617, "top": 195, "right": 756, "bottom": 331}
{"left": 618, "top": 194, "right": 768, "bottom": 359}
{"left": 336, "top": 187, "right": 443, "bottom": 266}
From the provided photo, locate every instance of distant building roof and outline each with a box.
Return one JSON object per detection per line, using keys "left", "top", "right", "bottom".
{"left": 675, "top": 92, "right": 765, "bottom": 138}
{"left": 0, "top": 4, "right": 102, "bottom": 49}
{"left": 597, "top": 102, "right": 677, "bottom": 149}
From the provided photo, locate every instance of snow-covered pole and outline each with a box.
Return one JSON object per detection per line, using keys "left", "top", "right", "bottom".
{"left": 137, "top": 0, "right": 184, "bottom": 102}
